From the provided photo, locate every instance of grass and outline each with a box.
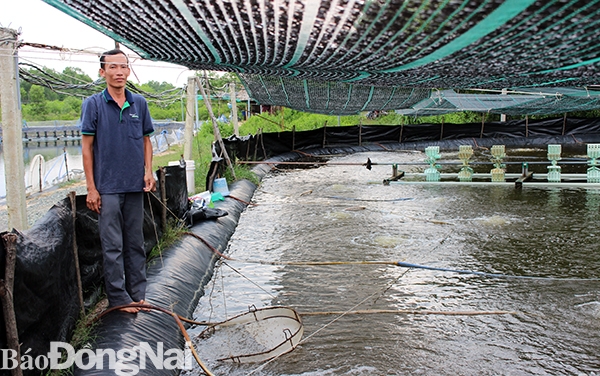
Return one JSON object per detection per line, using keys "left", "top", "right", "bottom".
{"left": 146, "top": 218, "right": 188, "bottom": 261}
{"left": 153, "top": 130, "right": 259, "bottom": 193}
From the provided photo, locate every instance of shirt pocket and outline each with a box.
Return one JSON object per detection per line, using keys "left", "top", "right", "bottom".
{"left": 127, "top": 119, "right": 143, "bottom": 140}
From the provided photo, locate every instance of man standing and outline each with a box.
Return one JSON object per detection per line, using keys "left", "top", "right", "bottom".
{"left": 81, "top": 49, "right": 156, "bottom": 314}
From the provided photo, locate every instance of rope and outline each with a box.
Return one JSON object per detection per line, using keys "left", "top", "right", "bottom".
{"left": 247, "top": 266, "right": 410, "bottom": 375}
{"left": 182, "top": 231, "right": 232, "bottom": 260}
{"left": 98, "top": 303, "right": 214, "bottom": 376}
{"left": 147, "top": 191, "right": 187, "bottom": 227}
{"left": 395, "top": 261, "right": 600, "bottom": 281}
{"left": 300, "top": 309, "right": 517, "bottom": 316}
{"left": 223, "top": 258, "right": 600, "bottom": 281}
{"left": 222, "top": 261, "right": 278, "bottom": 299}
{"left": 325, "top": 195, "right": 414, "bottom": 202}
{"left": 228, "top": 194, "right": 254, "bottom": 206}
{"left": 146, "top": 192, "right": 160, "bottom": 246}
{"left": 184, "top": 226, "right": 599, "bottom": 281}
{"left": 210, "top": 227, "right": 591, "bottom": 282}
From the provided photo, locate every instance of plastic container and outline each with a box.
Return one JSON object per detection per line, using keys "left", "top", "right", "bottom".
{"left": 213, "top": 177, "right": 230, "bottom": 196}
{"left": 168, "top": 159, "right": 195, "bottom": 194}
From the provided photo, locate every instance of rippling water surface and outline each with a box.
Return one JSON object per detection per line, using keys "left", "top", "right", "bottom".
{"left": 185, "top": 150, "right": 600, "bottom": 376}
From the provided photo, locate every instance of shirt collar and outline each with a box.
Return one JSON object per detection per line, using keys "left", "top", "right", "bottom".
{"left": 102, "top": 88, "right": 134, "bottom": 104}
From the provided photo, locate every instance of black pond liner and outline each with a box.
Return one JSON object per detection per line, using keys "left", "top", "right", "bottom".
{"left": 73, "top": 179, "right": 256, "bottom": 375}
{"left": 68, "top": 133, "right": 600, "bottom": 375}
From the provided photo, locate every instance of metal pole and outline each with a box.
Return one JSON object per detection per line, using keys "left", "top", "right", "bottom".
{"left": 0, "top": 28, "right": 27, "bottom": 230}
{"left": 230, "top": 82, "right": 239, "bottom": 137}
{"left": 500, "top": 88, "right": 507, "bottom": 122}
{"left": 184, "top": 76, "right": 195, "bottom": 161}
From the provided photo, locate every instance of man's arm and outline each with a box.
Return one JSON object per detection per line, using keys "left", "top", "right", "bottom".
{"left": 143, "top": 136, "right": 156, "bottom": 192}
{"left": 82, "top": 135, "right": 101, "bottom": 213}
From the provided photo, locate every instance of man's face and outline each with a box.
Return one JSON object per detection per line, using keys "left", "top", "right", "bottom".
{"left": 100, "top": 54, "right": 130, "bottom": 89}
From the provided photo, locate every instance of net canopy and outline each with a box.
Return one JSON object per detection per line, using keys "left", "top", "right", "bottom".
{"left": 43, "top": 0, "right": 600, "bottom": 115}
{"left": 396, "top": 88, "right": 600, "bottom": 116}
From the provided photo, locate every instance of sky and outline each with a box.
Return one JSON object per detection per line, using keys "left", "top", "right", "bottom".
{"left": 0, "top": 0, "right": 195, "bottom": 87}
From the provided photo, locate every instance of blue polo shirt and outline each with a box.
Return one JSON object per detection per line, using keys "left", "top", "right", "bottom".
{"left": 80, "top": 89, "right": 154, "bottom": 194}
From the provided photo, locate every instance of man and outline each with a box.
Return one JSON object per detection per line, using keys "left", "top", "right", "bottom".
{"left": 81, "top": 49, "right": 156, "bottom": 314}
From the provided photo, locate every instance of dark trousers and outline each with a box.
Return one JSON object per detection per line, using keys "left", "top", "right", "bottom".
{"left": 98, "top": 192, "right": 147, "bottom": 307}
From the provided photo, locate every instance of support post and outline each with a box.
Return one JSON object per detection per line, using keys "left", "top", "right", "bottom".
{"left": 64, "top": 147, "right": 70, "bottom": 181}
{"left": 159, "top": 167, "right": 167, "bottom": 232}
{"left": 196, "top": 75, "right": 236, "bottom": 179}
{"left": 230, "top": 82, "right": 239, "bottom": 137}
{"left": 184, "top": 76, "right": 196, "bottom": 161}
{"left": 500, "top": 88, "right": 507, "bottom": 122}
{"left": 359, "top": 123, "right": 362, "bottom": 146}
{"left": 480, "top": 113, "right": 485, "bottom": 138}
{"left": 0, "top": 28, "right": 27, "bottom": 230}
{"left": 68, "top": 192, "right": 84, "bottom": 317}
{"left": 562, "top": 113, "right": 567, "bottom": 135}
{"left": 0, "top": 233, "right": 23, "bottom": 376}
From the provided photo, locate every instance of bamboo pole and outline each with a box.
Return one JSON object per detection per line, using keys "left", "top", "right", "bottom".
{"left": 440, "top": 119, "right": 444, "bottom": 140}
{"left": 195, "top": 76, "right": 236, "bottom": 179}
{"left": 480, "top": 113, "right": 485, "bottom": 138}
{"left": 159, "top": 167, "right": 167, "bottom": 232}
{"left": 68, "top": 192, "right": 84, "bottom": 317}
{"left": 64, "top": 147, "right": 70, "bottom": 181}
{"left": 0, "top": 233, "right": 23, "bottom": 376}
{"left": 359, "top": 123, "right": 362, "bottom": 146}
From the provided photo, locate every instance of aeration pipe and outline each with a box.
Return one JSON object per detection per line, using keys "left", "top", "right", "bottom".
{"left": 237, "top": 158, "right": 590, "bottom": 168}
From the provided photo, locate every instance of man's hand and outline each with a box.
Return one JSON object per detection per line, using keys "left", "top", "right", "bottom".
{"left": 144, "top": 172, "right": 156, "bottom": 192}
{"left": 86, "top": 188, "right": 101, "bottom": 213}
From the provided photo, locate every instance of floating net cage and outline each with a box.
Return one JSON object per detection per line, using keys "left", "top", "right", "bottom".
{"left": 43, "top": 0, "right": 600, "bottom": 115}
{"left": 196, "top": 306, "right": 304, "bottom": 363}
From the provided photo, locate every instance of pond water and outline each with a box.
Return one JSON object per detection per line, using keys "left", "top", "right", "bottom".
{"left": 0, "top": 142, "right": 83, "bottom": 198}
{"left": 185, "top": 150, "right": 600, "bottom": 376}
{"left": 0, "top": 127, "right": 183, "bottom": 198}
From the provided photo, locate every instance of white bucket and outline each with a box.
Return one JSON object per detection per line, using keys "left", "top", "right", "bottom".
{"left": 168, "top": 159, "right": 196, "bottom": 194}
{"left": 212, "top": 177, "right": 230, "bottom": 196}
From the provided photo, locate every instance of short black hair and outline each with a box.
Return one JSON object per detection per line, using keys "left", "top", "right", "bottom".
{"left": 100, "top": 49, "right": 128, "bottom": 69}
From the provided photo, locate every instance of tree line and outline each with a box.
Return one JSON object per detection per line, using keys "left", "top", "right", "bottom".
{"left": 13, "top": 66, "right": 243, "bottom": 123}
{"left": 7, "top": 65, "right": 600, "bottom": 126}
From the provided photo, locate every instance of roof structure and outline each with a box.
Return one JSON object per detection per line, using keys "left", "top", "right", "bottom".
{"left": 43, "top": 0, "right": 600, "bottom": 115}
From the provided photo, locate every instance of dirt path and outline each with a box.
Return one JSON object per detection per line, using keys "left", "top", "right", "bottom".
{"left": 0, "top": 180, "right": 87, "bottom": 232}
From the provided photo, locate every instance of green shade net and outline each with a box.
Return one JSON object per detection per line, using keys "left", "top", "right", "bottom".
{"left": 43, "top": 0, "right": 600, "bottom": 115}
{"left": 396, "top": 88, "right": 600, "bottom": 116}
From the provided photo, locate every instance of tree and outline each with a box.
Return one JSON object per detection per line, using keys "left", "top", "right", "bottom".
{"left": 28, "top": 85, "right": 47, "bottom": 120}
